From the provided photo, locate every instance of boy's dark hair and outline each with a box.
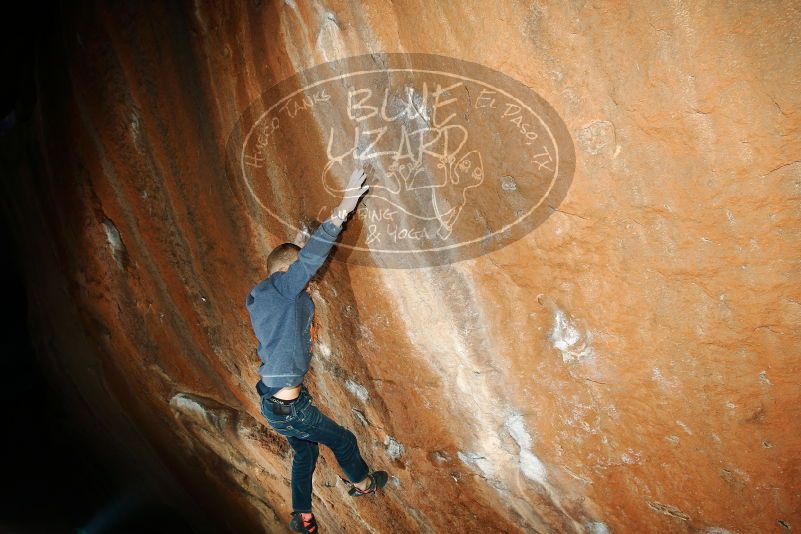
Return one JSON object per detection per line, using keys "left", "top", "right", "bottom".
{"left": 267, "top": 242, "right": 300, "bottom": 275}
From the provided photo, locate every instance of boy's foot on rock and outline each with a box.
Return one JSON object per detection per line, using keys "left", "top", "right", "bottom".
{"left": 289, "top": 511, "right": 318, "bottom": 533}
{"left": 348, "top": 471, "right": 388, "bottom": 496}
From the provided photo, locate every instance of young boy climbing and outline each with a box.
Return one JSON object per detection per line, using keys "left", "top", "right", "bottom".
{"left": 246, "top": 166, "right": 388, "bottom": 533}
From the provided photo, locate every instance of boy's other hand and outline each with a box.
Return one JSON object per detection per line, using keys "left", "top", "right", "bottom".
{"left": 293, "top": 225, "right": 310, "bottom": 247}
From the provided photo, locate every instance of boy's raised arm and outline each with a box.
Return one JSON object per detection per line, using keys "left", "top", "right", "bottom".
{"left": 272, "top": 218, "right": 342, "bottom": 298}
{"left": 271, "top": 167, "right": 369, "bottom": 298}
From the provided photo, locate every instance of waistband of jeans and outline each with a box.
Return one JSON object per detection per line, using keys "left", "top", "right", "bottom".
{"left": 266, "top": 386, "right": 306, "bottom": 405}
{"left": 267, "top": 396, "right": 299, "bottom": 406}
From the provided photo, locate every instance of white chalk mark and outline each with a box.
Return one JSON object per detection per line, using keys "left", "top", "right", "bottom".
{"left": 549, "top": 308, "right": 594, "bottom": 364}
{"left": 345, "top": 379, "right": 369, "bottom": 402}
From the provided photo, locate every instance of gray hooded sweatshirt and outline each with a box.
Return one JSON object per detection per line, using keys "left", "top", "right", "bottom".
{"left": 246, "top": 218, "right": 342, "bottom": 390}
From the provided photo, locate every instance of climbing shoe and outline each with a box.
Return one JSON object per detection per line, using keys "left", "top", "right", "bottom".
{"left": 289, "top": 511, "right": 318, "bottom": 533}
{"left": 347, "top": 471, "right": 389, "bottom": 497}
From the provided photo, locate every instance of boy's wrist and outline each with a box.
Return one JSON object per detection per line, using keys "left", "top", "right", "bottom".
{"left": 330, "top": 208, "right": 347, "bottom": 227}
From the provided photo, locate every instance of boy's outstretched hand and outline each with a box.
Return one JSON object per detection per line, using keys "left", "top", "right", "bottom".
{"left": 332, "top": 165, "right": 371, "bottom": 225}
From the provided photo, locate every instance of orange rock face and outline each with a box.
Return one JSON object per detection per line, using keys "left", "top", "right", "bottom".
{"left": 3, "top": 1, "right": 800, "bottom": 533}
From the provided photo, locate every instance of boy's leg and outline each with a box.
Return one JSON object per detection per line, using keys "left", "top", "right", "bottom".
{"left": 286, "top": 436, "right": 319, "bottom": 513}
{"left": 294, "top": 403, "right": 370, "bottom": 485}
{"left": 317, "top": 414, "right": 371, "bottom": 486}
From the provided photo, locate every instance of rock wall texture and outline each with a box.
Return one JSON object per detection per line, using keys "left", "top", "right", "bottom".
{"left": 2, "top": 1, "right": 800, "bottom": 533}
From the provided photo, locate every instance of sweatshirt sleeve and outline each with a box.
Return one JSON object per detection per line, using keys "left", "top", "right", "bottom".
{"left": 271, "top": 219, "right": 343, "bottom": 298}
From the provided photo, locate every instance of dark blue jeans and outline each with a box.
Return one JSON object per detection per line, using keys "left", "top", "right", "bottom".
{"left": 258, "top": 383, "right": 370, "bottom": 513}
